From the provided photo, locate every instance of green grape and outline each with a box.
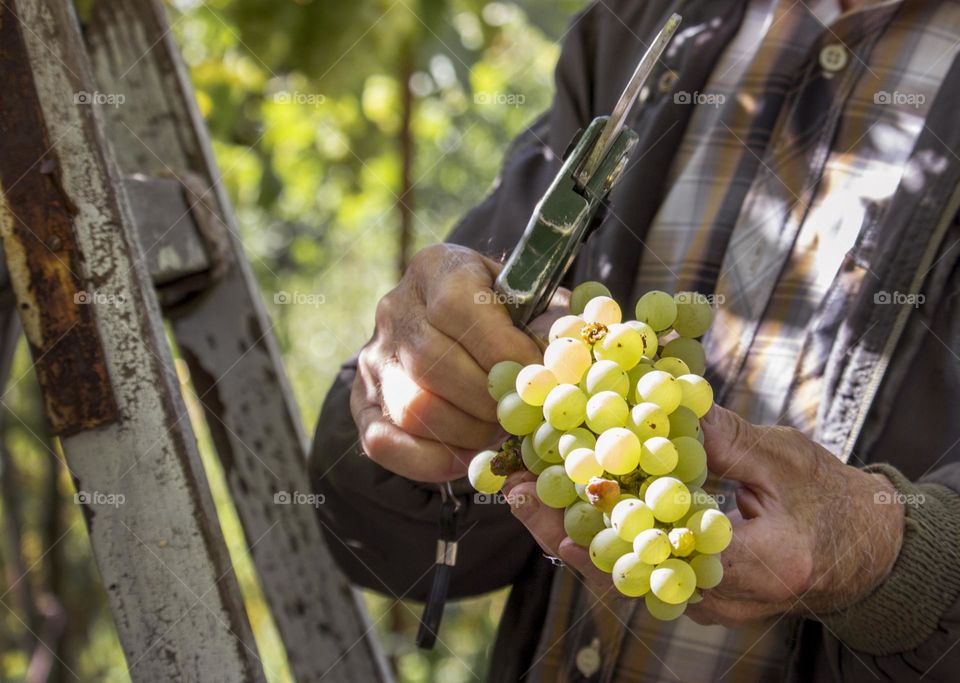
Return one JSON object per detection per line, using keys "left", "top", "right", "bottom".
{"left": 516, "top": 364, "right": 558, "bottom": 407}
{"left": 583, "top": 296, "right": 622, "bottom": 326}
{"left": 686, "top": 487, "right": 720, "bottom": 517}
{"left": 570, "top": 281, "right": 611, "bottom": 315}
{"left": 544, "top": 337, "right": 593, "bottom": 384}
{"left": 497, "top": 392, "right": 543, "bottom": 435}
{"left": 588, "top": 527, "right": 632, "bottom": 572}
{"left": 559, "top": 428, "right": 596, "bottom": 459}
{"left": 687, "top": 589, "right": 704, "bottom": 605}
{"left": 645, "top": 592, "right": 687, "bottom": 621}
{"left": 594, "top": 427, "right": 641, "bottom": 475}
{"left": 488, "top": 360, "right": 523, "bottom": 401}
{"left": 673, "top": 292, "right": 714, "bottom": 338}
{"left": 687, "top": 509, "right": 733, "bottom": 554}
{"left": 467, "top": 449, "right": 505, "bottom": 494}
{"left": 536, "top": 465, "right": 579, "bottom": 509}
{"left": 654, "top": 356, "right": 690, "bottom": 378}
{"left": 644, "top": 476, "right": 691, "bottom": 523}
{"left": 633, "top": 528, "right": 671, "bottom": 564}
{"left": 677, "top": 374, "right": 714, "bottom": 418}
{"left": 667, "top": 406, "right": 701, "bottom": 440}
{"left": 628, "top": 402, "right": 671, "bottom": 440}
{"left": 626, "top": 359, "right": 656, "bottom": 402}
{"left": 564, "top": 448, "right": 605, "bottom": 485}
{"left": 670, "top": 436, "right": 707, "bottom": 483}
{"left": 638, "top": 478, "right": 652, "bottom": 500}
{"left": 650, "top": 558, "right": 697, "bottom": 604}
{"left": 586, "top": 391, "right": 629, "bottom": 432}
{"left": 549, "top": 314, "right": 586, "bottom": 341}
{"left": 584, "top": 360, "right": 629, "bottom": 397}
{"left": 610, "top": 498, "right": 655, "bottom": 542}
{"left": 543, "top": 384, "right": 588, "bottom": 431}
{"left": 532, "top": 422, "right": 564, "bottom": 463}
{"left": 620, "top": 320, "right": 659, "bottom": 359}
{"left": 686, "top": 469, "right": 708, "bottom": 488}
{"left": 521, "top": 435, "right": 548, "bottom": 475}
{"left": 602, "top": 492, "right": 638, "bottom": 527}
{"left": 668, "top": 527, "right": 696, "bottom": 557}
{"left": 689, "top": 553, "right": 724, "bottom": 589}
{"left": 636, "top": 370, "right": 682, "bottom": 414}
{"left": 575, "top": 482, "right": 590, "bottom": 502}
{"left": 635, "top": 290, "right": 678, "bottom": 332}
{"left": 640, "top": 437, "right": 679, "bottom": 476}
{"left": 564, "top": 500, "right": 606, "bottom": 547}
{"left": 594, "top": 323, "right": 645, "bottom": 370}
{"left": 662, "top": 337, "right": 706, "bottom": 376}
{"left": 612, "top": 553, "right": 654, "bottom": 597}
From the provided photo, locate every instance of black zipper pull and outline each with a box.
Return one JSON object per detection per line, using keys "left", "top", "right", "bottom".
{"left": 417, "top": 482, "right": 461, "bottom": 649}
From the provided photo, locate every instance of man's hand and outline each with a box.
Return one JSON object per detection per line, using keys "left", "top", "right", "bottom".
{"left": 504, "top": 404, "right": 906, "bottom": 623}
{"left": 352, "top": 244, "right": 547, "bottom": 483}
{"left": 687, "top": 406, "right": 905, "bottom": 627}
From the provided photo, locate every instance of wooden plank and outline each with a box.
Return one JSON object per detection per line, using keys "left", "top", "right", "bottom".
{"left": 0, "top": 9, "right": 118, "bottom": 436}
{"left": 1, "top": 1, "right": 268, "bottom": 679}
{"left": 83, "top": 1, "right": 392, "bottom": 681}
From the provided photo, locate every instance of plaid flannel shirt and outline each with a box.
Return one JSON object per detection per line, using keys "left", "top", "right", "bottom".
{"left": 527, "top": 1, "right": 960, "bottom": 681}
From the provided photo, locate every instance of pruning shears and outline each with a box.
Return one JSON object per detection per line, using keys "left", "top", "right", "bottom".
{"left": 495, "top": 13, "right": 682, "bottom": 327}
{"left": 416, "top": 13, "right": 681, "bottom": 650}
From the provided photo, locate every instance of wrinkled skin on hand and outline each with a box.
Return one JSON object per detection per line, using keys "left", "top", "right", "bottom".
{"left": 352, "top": 243, "right": 564, "bottom": 482}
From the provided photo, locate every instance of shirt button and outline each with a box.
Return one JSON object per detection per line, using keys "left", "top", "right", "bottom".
{"left": 819, "top": 44, "right": 849, "bottom": 73}
{"left": 576, "top": 638, "right": 601, "bottom": 677}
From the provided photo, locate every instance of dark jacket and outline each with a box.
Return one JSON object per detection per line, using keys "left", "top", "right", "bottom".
{"left": 310, "top": 1, "right": 960, "bottom": 680}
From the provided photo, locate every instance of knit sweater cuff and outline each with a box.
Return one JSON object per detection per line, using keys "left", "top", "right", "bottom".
{"left": 818, "top": 463, "right": 960, "bottom": 655}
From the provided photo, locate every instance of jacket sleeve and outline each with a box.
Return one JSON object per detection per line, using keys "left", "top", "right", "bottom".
{"left": 307, "top": 5, "right": 598, "bottom": 602}
{"left": 808, "top": 262, "right": 960, "bottom": 682}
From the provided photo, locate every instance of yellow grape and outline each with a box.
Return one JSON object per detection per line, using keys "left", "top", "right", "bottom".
{"left": 677, "top": 374, "right": 714, "bottom": 417}
{"left": 594, "top": 427, "right": 642, "bottom": 475}
{"left": 544, "top": 337, "right": 593, "bottom": 384}
{"left": 549, "top": 314, "right": 586, "bottom": 341}
{"left": 612, "top": 553, "right": 654, "bottom": 597}
{"left": 564, "top": 448, "right": 605, "bottom": 485}
{"left": 633, "top": 528, "right": 671, "bottom": 564}
{"left": 639, "top": 437, "right": 679, "bottom": 476}
{"left": 468, "top": 449, "right": 505, "bottom": 494}
{"left": 516, "top": 364, "right": 558, "bottom": 406}
{"left": 644, "top": 476, "right": 691, "bottom": 523}
{"left": 687, "top": 509, "right": 733, "bottom": 554}
{"left": 650, "top": 558, "right": 697, "bottom": 604}
{"left": 583, "top": 296, "right": 622, "bottom": 326}
{"left": 586, "top": 391, "right": 629, "bottom": 432}
{"left": 636, "top": 371, "right": 682, "bottom": 414}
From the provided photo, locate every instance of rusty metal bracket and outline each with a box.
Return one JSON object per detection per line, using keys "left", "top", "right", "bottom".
{"left": 0, "top": 7, "right": 118, "bottom": 436}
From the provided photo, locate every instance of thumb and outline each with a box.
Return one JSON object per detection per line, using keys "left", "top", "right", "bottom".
{"left": 701, "top": 405, "right": 772, "bottom": 487}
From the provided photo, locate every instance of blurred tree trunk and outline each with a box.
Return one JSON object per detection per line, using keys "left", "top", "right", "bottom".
{"left": 397, "top": 43, "right": 415, "bottom": 278}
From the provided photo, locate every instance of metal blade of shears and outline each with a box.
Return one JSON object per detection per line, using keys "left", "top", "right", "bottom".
{"left": 575, "top": 12, "right": 681, "bottom": 188}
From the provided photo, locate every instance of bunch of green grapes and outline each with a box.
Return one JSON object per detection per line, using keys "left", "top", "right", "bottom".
{"left": 469, "top": 283, "right": 731, "bottom": 621}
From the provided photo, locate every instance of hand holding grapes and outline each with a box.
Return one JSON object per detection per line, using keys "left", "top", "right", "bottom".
{"left": 684, "top": 405, "right": 905, "bottom": 627}
{"left": 471, "top": 283, "right": 905, "bottom": 623}
{"left": 352, "top": 244, "right": 553, "bottom": 482}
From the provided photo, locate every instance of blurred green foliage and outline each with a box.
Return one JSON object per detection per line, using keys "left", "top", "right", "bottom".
{"left": 0, "top": 0, "right": 586, "bottom": 681}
